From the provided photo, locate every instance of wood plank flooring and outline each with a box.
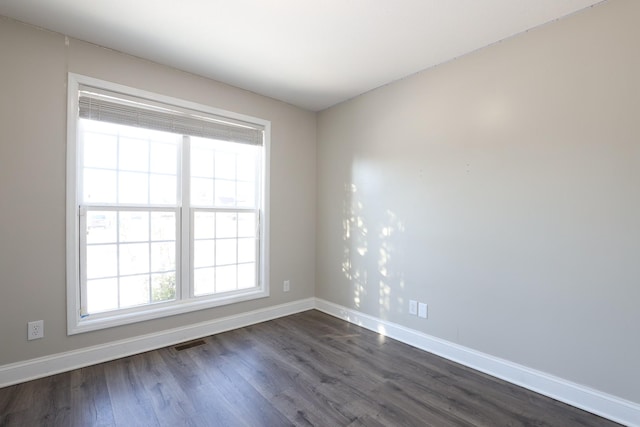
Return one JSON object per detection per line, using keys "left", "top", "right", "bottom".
{"left": 0, "top": 310, "right": 621, "bottom": 426}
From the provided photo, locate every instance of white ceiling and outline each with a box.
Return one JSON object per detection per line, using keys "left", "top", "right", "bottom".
{"left": 0, "top": 0, "right": 604, "bottom": 111}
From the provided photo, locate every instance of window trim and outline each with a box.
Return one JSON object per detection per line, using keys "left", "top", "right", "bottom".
{"left": 66, "top": 73, "right": 270, "bottom": 335}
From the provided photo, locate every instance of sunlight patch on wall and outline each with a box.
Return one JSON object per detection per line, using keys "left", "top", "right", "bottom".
{"left": 342, "top": 172, "right": 407, "bottom": 319}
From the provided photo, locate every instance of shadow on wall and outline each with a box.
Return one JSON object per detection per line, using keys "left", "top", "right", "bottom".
{"left": 341, "top": 181, "right": 406, "bottom": 324}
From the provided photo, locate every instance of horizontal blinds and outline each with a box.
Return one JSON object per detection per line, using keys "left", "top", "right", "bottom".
{"left": 78, "top": 86, "right": 263, "bottom": 146}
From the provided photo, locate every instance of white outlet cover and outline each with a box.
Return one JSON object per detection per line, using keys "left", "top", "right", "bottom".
{"left": 418, "top": 303, "right": 428, "bottom": 319}
{"left": 283, "top": 280, "right": 290, "bottom": 292}
{"left": 28, "top": 320, "right": 44, "bottom": 340}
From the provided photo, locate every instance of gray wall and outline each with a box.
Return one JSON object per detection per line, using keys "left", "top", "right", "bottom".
{"left": 317, "top": 0, "right": 639, "bottom": 403}
{"left": 0, "top": 17, "right": 316, "bottom": 365}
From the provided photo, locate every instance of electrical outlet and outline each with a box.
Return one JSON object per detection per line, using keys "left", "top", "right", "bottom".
{"left": 418, "top": 303, "right": 428, "bottom": 319}
{"left": 28, "top": 320, "right": 44, "bottom": 340}
{"left": 409, "top": 300, "right": 418, "bottom": 315}
{"left": 283, "top": 280, "right": 290, "bottom": 292}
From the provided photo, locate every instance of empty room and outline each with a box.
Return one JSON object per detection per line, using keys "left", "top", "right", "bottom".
{"left": 0, "top": 0, "right": 638, "bottom": 426}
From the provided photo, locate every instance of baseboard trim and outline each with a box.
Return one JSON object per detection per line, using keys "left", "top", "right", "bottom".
{"left": 0, "top": 298, "right": 315, "bottom": 389}
{"left": 314, "top": 298, "right": 640, "bottom": 427}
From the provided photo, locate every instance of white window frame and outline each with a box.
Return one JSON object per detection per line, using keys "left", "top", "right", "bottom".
{"left": 66, "top": 73, "right": 270, "bottom": 335}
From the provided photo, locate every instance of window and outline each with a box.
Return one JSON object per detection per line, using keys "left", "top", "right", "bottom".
{"left": 66, "top": 74, "right": 270, "bottom": 334}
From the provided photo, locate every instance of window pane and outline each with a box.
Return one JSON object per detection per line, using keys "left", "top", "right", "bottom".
{"left": 151, "top": 212, "right": 176, "bottom": 241}
{"left": 216, "top": 212, "right": 237, "bottom": 238}
{"left": 191, "top": 136, "right": 259, "bottom": 210}
{"left": 238, "top": 263, "right": 256, "bottom": 289}
{"left": 237, "top": 213, "right": 256, "bottom": 237}
{"left": 237, "top": 182, "right": 255, "bottom": 207}
{"left": 86, "top": 211, "right": 117, "bottom": 244}
{"left": 150, "top": 141, "right": 177, "bottom": 174}
{"left": 194, "top": 240, "right": 215, "bottom": 268}
{"left": 119, "top": 172, "right": 149, "bottom": 204}
{"left": 119, "top": 211, "right": 149, "bottom": 242}
{"left": 84, "top": 208, "right": 177, "bottom": 315}
{"left": 216, "top": 239, "right": 236, "bottom": 266}
{"left": 215, "top": 152, "right": 235, "bottom": 180}
{"left": 119, "top": 138, "right": 149, "bottom": 172}
{"left": 119, "top": 243, "right": 150, "bottom": 275}
{"left": 86, "top": 278, "right": 118, "bottom": 313}
{"left": 194, "top": 267, "right": 215, "bottom": 296}
{"left": 238, "top": 238, "right": 255, "bottom": 263}
{"left": 150, "top": 174, "right": 177, "bottom": 205}
{"left": 211, "top": 139, "right": 235, "bottom": 152}
{"left": 86, "top": 244, "right": 117, "bottom": 279}
{"left": 215, "top": 180, "right": 236, "bottom": 206}
{"left": 84, "top": 169, "right": 117, "bottom": 203}
{"left": 216, "top": 265, "right": 236, "bottom": 293}
{"left": 236, "top": 153, "right": 256, "bottom": 182}
{"left": 84, "top": 132, "right": 117, "bottom": 169}
{"left": 151, "top": 242, "right": 175, "bottom": 272}
{"left": 191, "top": 177, "right": 214, "bottom": 206}
{"left": 191, "top": 146, "right": 214, "bottom": 178}
{"left": 194, "top": 211, "right": 215, "bottom": 239}
{"left": 192, "top": 209, "right": 259, "bottom": 295}
{"left": 151, "top": 273, "right": 176, "bottom": 302}
{"left": 120, "top": 274, "right": 150, "bottom": 308}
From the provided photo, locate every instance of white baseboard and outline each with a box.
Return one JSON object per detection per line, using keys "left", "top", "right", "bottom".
{"left": 0, "top": 298, "right": 315, "bottom": 389}
{"left": 314, "top": 298, "right": 640, "bottom": 427}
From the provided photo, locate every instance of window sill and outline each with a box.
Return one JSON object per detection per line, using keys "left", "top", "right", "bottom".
{"left": 68, "top": 288, "right": 269, "bottom": 335}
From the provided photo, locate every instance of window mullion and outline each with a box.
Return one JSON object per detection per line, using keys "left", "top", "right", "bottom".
{"left": 116, "top": 211, "right": 121, "bottom": 309}
{"left": 181, "top": 135, "right": 191, "bottom": 300}
{"left": 256, "top": 210, "right": 261, "bottom": 288}
{"left": 79, "top": 207, "right": 88, "bottom": 316}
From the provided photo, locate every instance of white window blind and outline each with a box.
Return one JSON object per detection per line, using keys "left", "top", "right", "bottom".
{"left": 78, "top": 85, "right": 264, "bottom": 146}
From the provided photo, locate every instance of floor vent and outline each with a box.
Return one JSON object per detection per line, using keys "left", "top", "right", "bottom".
{"left": 174, "top": 339, "right": 206, "bottom": 351}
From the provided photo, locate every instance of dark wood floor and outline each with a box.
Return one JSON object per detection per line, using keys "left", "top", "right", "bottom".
{"left": 0, "top": 310, "right": 620, "bottom": 427}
